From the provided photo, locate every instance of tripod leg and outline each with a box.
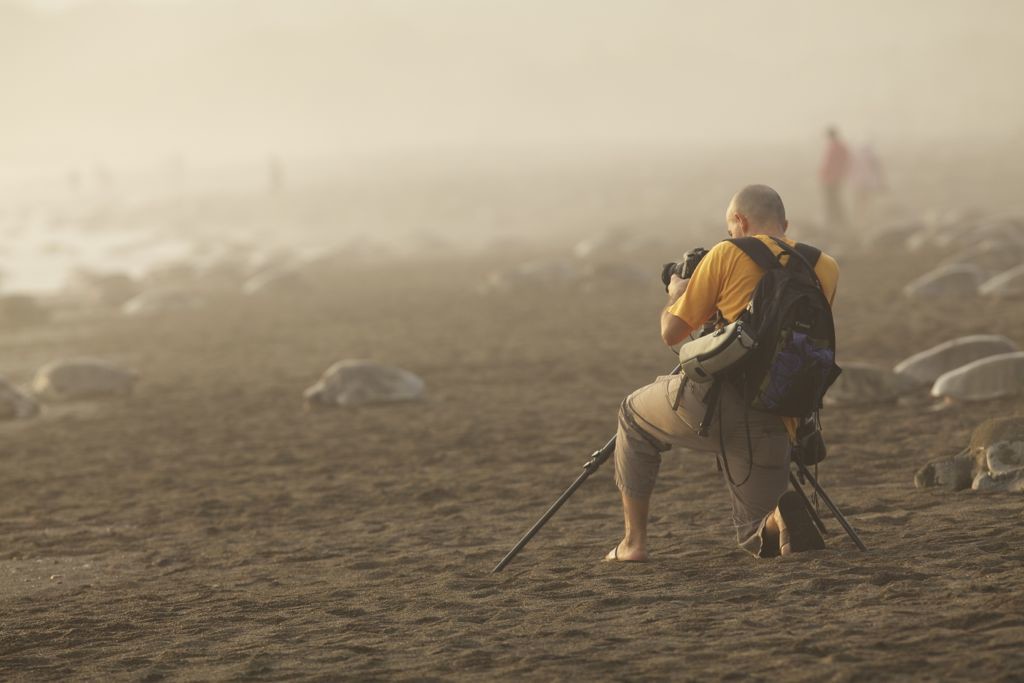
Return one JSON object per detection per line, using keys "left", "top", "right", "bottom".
{"left": 492, "top": 437, "right": 615, "bottom": 573}
{"left": 793, "top": 460, "right": 868, "bottom": 551}
{"left": 492, "top": 464, "right": 596, "bottom": 573}
{"left": 789, "top": 472, "right": 828, "bottom": 536}
{"left": 492, "top": 364, "right": 684, "bottom": 574}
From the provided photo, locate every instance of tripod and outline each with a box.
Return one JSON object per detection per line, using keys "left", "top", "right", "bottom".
{"left": 492, "top": 367, "right": 866, "bottom": 573}
{"left": 789, "top": 458, "right": 867, "bottom": 551}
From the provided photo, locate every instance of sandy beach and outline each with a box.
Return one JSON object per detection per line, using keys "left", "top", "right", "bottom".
{"left": 2, "top": 220, "right": 1023, "bottom": 680}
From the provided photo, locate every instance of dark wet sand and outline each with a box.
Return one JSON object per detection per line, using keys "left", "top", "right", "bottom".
{"left": 2, "top": 238, "right": 1023, "bottom": 681}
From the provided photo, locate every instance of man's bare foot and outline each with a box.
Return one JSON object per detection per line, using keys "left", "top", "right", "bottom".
{"left": 773, "top": 491, "right": 825, "bottom": 556}
{"left": 603, "top": 540, "right": 648, "bottom": 562}
{"left": 769, "top": 506, "right": 793, "bottom": 556}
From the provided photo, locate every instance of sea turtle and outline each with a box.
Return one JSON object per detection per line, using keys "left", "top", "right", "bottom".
{"left": 972, "top": 469, "right": 1024, "bottom": 492}
{"left": 973, "top": 216, "right": 1024, "bottom": 248}
{"left": 893, "top": 335, "right": 1020, "bottom": 385}
{"left": 121, "top": 287, "right": 204, "bottom": 316}
{"left": 304, "top": 359, "right": 425, "bottom": 408}
{"left": 904, "top": 210, "right": 982, "bottom": 252}
{"left": 67, "top": 270, "right": 141, "bottom": 308}
{"left": 915, "top": 416, "right": 1024, "bottom": 492}
{"left": 823, "top": 362, "right": 922, "bottom": 407}
{"left": 572, "top": 227, "right": 657, "bottom": 263}
{"left": 242, "top": 266, "right": 306, "bottom": 296}
{"left": 0, "top": 379, "right": 39, "bottom": 420}
{"left": 867, "top": 220, "right": 924, "bottom": 253}
{"left": 940, "top": 238, "right": 1024, "bottom": 276}
{"left": 979, "top": 264, "right": 1024, "bottom": 299}
{"left": 479, "top": 260, "right": 577, "bottom": 295}
{"left": 931, "top": 352, "right": 1024, "bottom": 402}
{"left": 31, "top": 358, "right": 138, "bottom": 402}
{"left": 902, "top": 263, "right": 986, "bottom": 299}
{"left": 578, "top": 261, "right": 648, "bottom": 292}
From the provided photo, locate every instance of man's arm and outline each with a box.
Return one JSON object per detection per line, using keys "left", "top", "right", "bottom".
{"left": 660, "top": 274, "right": 693, "bottom": 346}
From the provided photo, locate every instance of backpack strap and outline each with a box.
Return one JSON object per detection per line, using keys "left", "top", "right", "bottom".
{"left": 728, "top": 235, "right": 827, "bottom": 292}
{"left": 768, "top": 237, "right": 825, "bottom": 291}
{"left": 726, "top": 237, "right": 782, "bottom": 271}
{"left": 793, "top": 243, "right": 821, "bottom": 268}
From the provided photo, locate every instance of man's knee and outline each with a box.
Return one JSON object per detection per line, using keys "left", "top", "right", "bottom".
{"left": 616, "top": 396, "right": 635, "bottom": 432}
{"left": 618, "top": 395, "right": 670, "bottom": 453}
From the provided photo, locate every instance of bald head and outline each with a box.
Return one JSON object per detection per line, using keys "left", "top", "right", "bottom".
{"left": 727, "top": 184, "right": 787, "bottom": 237}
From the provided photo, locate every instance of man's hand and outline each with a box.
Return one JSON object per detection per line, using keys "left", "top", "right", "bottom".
{"left": 661, "top": 274, "right": 693, "bottom": 346}
{"left": 667, "top": 274, "right": 689, "bottom": 304}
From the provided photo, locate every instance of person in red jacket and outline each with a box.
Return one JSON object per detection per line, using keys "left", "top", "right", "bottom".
{"left": 820, "top": 126, "right": 851, "bottom": 228}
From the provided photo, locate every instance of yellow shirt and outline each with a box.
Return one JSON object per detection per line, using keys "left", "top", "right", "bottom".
{"left": 667, "top": 234, "right": 840, "bottom": 438}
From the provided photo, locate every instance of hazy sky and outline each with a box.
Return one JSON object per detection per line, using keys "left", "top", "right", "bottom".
{"left": 2, "top": 0, "right": 1024, "bottom": 171}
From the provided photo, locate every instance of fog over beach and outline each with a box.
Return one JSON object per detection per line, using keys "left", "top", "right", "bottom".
{"left": 3, "top": 1, "right": 1023, "bottom": 288}
{"left": 4, "top": 0, "right": 1024, "bottom": 164}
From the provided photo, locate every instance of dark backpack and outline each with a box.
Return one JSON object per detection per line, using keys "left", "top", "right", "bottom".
{"left": 725, "top": 236, "right": 841, "bottom": 418}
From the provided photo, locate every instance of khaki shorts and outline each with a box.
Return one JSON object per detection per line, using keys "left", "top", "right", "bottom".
{"left": 613, "top": 374, "right": 792, "bottom": 557}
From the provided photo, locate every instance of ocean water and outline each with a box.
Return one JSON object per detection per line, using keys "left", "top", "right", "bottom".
{"left": 0, "top": 218, "right": 195, "bottom": 295}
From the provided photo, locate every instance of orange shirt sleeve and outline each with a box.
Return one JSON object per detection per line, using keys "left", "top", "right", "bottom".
{"left": 813, "top": 253, "right": 840, "bottom": 307}
{"left": 665, "top": 242, "right": 731, "bottom": 329}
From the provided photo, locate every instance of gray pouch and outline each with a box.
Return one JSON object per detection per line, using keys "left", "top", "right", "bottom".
{"left": 678, "top": 321, "right": 757, "bottom": 383}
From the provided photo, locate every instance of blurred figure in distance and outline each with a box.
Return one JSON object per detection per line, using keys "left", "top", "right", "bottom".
{"left": 851, "top": 141, "right": 887, "bottom": 220}
{"left": 819, "top": 126, "right": 851, "bottom": 228}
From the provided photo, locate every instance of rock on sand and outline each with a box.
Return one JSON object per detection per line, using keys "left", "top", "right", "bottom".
{"left": 894, "top": 335, "right": 1020, "bottom": 385}
{"left": 931, "top": 352, "right": 1024, "bottom": 402}
{"left": 304, "top": 360, "right": 425, "bottom": 407}
{"left": 32, "top": 358, "right": 138, "bottom": 402}
{"left": 902, "top": 264, "right": 985, "bottom": 299}
{"left": 0, "top": 379, "right": 40, "bottom": 420}
{"left": 823, "top": 362, "right": 921, "bottom": 406}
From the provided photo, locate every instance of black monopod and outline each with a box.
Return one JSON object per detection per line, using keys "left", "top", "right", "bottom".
{"left": 492, "top": 366, "right": 866, "bottom": 573}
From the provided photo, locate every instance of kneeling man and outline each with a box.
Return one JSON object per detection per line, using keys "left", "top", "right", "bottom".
{"left": 607, "top": 185, "right": 839, "bottom": 561}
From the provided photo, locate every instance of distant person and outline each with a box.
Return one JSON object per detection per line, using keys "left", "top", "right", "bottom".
{"left": 819, "top": 127, "right": 851, "bottom": 227}
{"left": 604, "top": 185, "right": 839, "bottom": 562}
{"left": 850, "top": 142, "right": 887, "bottom": 216}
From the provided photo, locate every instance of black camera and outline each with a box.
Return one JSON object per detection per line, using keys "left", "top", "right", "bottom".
{"left": 660, "top": 247, "right": 709, "bottom": 291}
